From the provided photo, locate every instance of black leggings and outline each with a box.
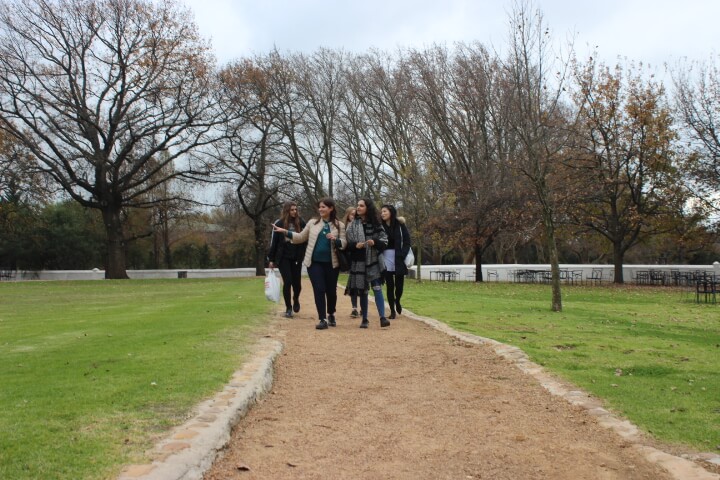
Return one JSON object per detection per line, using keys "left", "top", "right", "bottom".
{"left": 383, "top": 271, "right": 405, "bottom": 310}
{"left": 278, "top": 257, "right": 303, "bottom": 310}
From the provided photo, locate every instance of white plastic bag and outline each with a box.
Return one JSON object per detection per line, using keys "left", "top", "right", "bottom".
{"left": 400, "top": 227, "right": 414, "bottom": 268}
{"left": 264, "top": 271, "right": 280, "bottom": 302}
{"left": 404, "top": 249, "right": 415, "bottom": 268}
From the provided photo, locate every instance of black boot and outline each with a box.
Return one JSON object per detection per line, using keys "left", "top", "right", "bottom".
{"left": 388, "top": 308, "right": 396, "bottom": 320}
{"left": 395, "top": 300, "right": 402, "bottom": 314}
{"left": 380, "top": 317, "right": 390, "bottom": 328}
{"left": 359, "top": 318, "right": 369, "bottom": 329}
{"left": 328, "top": 314, "right": 336, "bottom": 327}
{"left": 316, "top": 319, "right": 328, "bottom": 330}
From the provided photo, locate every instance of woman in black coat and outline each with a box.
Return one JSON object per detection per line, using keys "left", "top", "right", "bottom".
{"left": 268, "top": 201, "right": 307, "bottom": 317}
{"left": 380, "top": 204, "right": 412, "bottom": 319}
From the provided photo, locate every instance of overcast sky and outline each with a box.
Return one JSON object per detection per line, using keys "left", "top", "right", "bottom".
{"left": 182, "top": 0, "right": 719, "bottom": 69}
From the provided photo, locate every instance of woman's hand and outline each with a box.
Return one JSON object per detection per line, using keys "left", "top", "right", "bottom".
{"left": 271, "top": 224, "right": 287, "bottom": 234}
{"left": 366, "top": 239, "right": 375, "bottom": 247}
{"left": 326, "top": 233, "right": 336, "bottom": 241}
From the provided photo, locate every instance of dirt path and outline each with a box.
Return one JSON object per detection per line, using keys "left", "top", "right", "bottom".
{"left": 204, "top": 279, "right": 701, "bottom": 479}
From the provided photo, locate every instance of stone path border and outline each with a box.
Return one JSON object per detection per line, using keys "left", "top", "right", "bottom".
{"left": 406, "top": 310, "right": 720, "bottom": 480}
{"left": 118, "top": 337, "right": 283, "bottom": 480}
{"left": 118, "top": 306, "right": 720, "bottom": 480}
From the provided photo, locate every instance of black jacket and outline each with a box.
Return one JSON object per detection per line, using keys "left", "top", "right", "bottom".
{"left": 382, "top": 218, "right": 412, "bottom": 276}
{"left": 268, "top": 218, "right": 307, "bottom": 263}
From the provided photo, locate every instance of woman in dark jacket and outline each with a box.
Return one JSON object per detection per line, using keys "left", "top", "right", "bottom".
{"left": 380, "top": 204, "right": 412, "bottom": 319}
{"left": 268, "top": 201, "right": 307, "bottom": 317}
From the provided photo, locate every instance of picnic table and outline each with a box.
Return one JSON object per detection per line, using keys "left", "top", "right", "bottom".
{"left": 0, "top": 267, "right": 15, "bottom": 281}
{"left": 430, "top": 270, "right": 459, "bottom": 282}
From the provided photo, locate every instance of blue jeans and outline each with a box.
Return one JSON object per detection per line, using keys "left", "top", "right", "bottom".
{"left": 360, "top": 278, "right": 386, "bottom": 320}
{"left": 307, "top": 262, "right": 339, "bottom": 320}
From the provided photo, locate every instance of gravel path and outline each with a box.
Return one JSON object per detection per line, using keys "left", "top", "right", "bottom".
{"left": 202, "top": 279, "right": 717, "bottom": 480}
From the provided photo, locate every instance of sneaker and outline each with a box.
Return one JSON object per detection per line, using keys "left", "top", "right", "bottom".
{"left": 316, "top": 319, "right": 328, "bottom": 330}
{"left": 293, "top": 301, "right": 300, "bottom": 313}
{"left": 284, "top": 310, "right": 293, "bottom": 318}
{"left": 380, "top": 317, "right": 390, "bottom": 328}
{"left": 388, "top": 311, "right": 396, "bottom": 319}
{"left": 351, "top": 309, "right": 359, "bottom": 318}
{"left": 359, "top": 318, "right": 369, "bottom": 329}
{"left": 328, "top": 314, "right": 336, "bottom": 327}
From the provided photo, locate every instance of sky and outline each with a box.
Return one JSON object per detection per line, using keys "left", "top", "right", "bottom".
{"left": 182, "top": 0, "right": 719, "bottom": 70}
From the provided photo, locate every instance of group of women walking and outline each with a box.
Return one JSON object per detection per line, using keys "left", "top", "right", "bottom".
{"left": 269, "top": 197, "right": 412, "bottom": 330}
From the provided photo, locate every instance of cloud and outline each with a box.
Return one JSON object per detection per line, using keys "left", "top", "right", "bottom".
{"left": 184, "top": 0, "right": 720, "bottom": 66}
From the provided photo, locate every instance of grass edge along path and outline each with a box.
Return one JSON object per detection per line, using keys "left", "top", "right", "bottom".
{"left": 403, "top": 280, "right": 720, "bottom": 454}
{"left": 0, "top": 278, "right": 272, "bottom": 480}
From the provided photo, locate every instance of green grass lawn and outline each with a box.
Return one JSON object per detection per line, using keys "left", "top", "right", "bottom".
{"left": 0, "top": 278, "right": 271, "bottom": 480}
{"left": 403, "top": 279, "right": 720, "bottom": 452}
{"left": 2, "top": 277, "right": 718, "bottom": 479}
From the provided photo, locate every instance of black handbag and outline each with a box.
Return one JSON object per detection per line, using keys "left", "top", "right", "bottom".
{"left": 337, "top": 247, "right": 351, "bottom": 272}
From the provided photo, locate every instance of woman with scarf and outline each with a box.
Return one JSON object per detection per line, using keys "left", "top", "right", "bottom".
{"left": 272, "top": 197, "right": 346, "bottom": 330}
{"left": 345, "top": 198, "right": 390, "bottom": 329}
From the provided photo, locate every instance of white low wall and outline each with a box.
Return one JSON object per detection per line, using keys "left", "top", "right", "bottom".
{"left": 10, "top": 268, "right": 258, "bottom": 281}
{"left": 412, "top": 263, "right": 720, "bottom": 282}
{"left": 3, "top": 263, "right": 718, "bottom": 282}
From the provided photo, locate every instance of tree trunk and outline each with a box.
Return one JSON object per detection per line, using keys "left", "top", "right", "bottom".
{"left": 101, "top": 207, "right": 129, "bottom": 279}
{"left": 254, "top": 220, "right": 267, "bottom": 276}
{"left": 474, "top": 243, "right": 484, "bottom": 282}
{"left": 415, "top": 238, "right": 423, "bottom": 283}
{"left": 162, "top": 218, "right": 172, "bottom": 269}
{"left": 541, "top": 206, "right": 562, "bottom": 312}
{"left": 613, "top": 242, "right": 625, "bottom": 284}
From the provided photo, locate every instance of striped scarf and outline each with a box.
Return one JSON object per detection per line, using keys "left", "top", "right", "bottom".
{"left": 345, "top": 218, "right": 387, "bottom": 294}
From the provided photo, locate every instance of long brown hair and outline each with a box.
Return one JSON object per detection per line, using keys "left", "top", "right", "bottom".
{"left": 279, "top": 201, "right": 302, "bottom": 232}
{"left": 359, "top": 197, "right": 381, "bottom": 227}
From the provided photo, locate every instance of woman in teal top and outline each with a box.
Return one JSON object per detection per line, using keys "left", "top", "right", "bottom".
{"left": 272, "top": 197, "right": 346, "bottom": 330}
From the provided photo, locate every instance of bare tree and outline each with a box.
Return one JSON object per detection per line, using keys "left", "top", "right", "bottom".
{"left": 503, "top": 1, "right": 574, "bottom": 311}
{"left": 336, "top": 51, "right": 397, "bottom": 200}
{"left": 216, "top": 58, "right": 287, "bottom": 275}
{"left": 672, "top": 55, "right": 720, "bottom": 223}
{"left": 264, "top": 50, "right": 333, "bottom": 202}
{"left": 292, "top": 48, "right": 348, "bottom": 198}
{"left": 339, "top": 51, "right": 436, "bottom": 273}
{"left": 0, "top": 0, "right": 222, "bottom": 278}
{"left": 0, "top": 130, "right": 53, "bottom": 204}
{"left": 409, "top": 43, "right": 524, "bottom": 280}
